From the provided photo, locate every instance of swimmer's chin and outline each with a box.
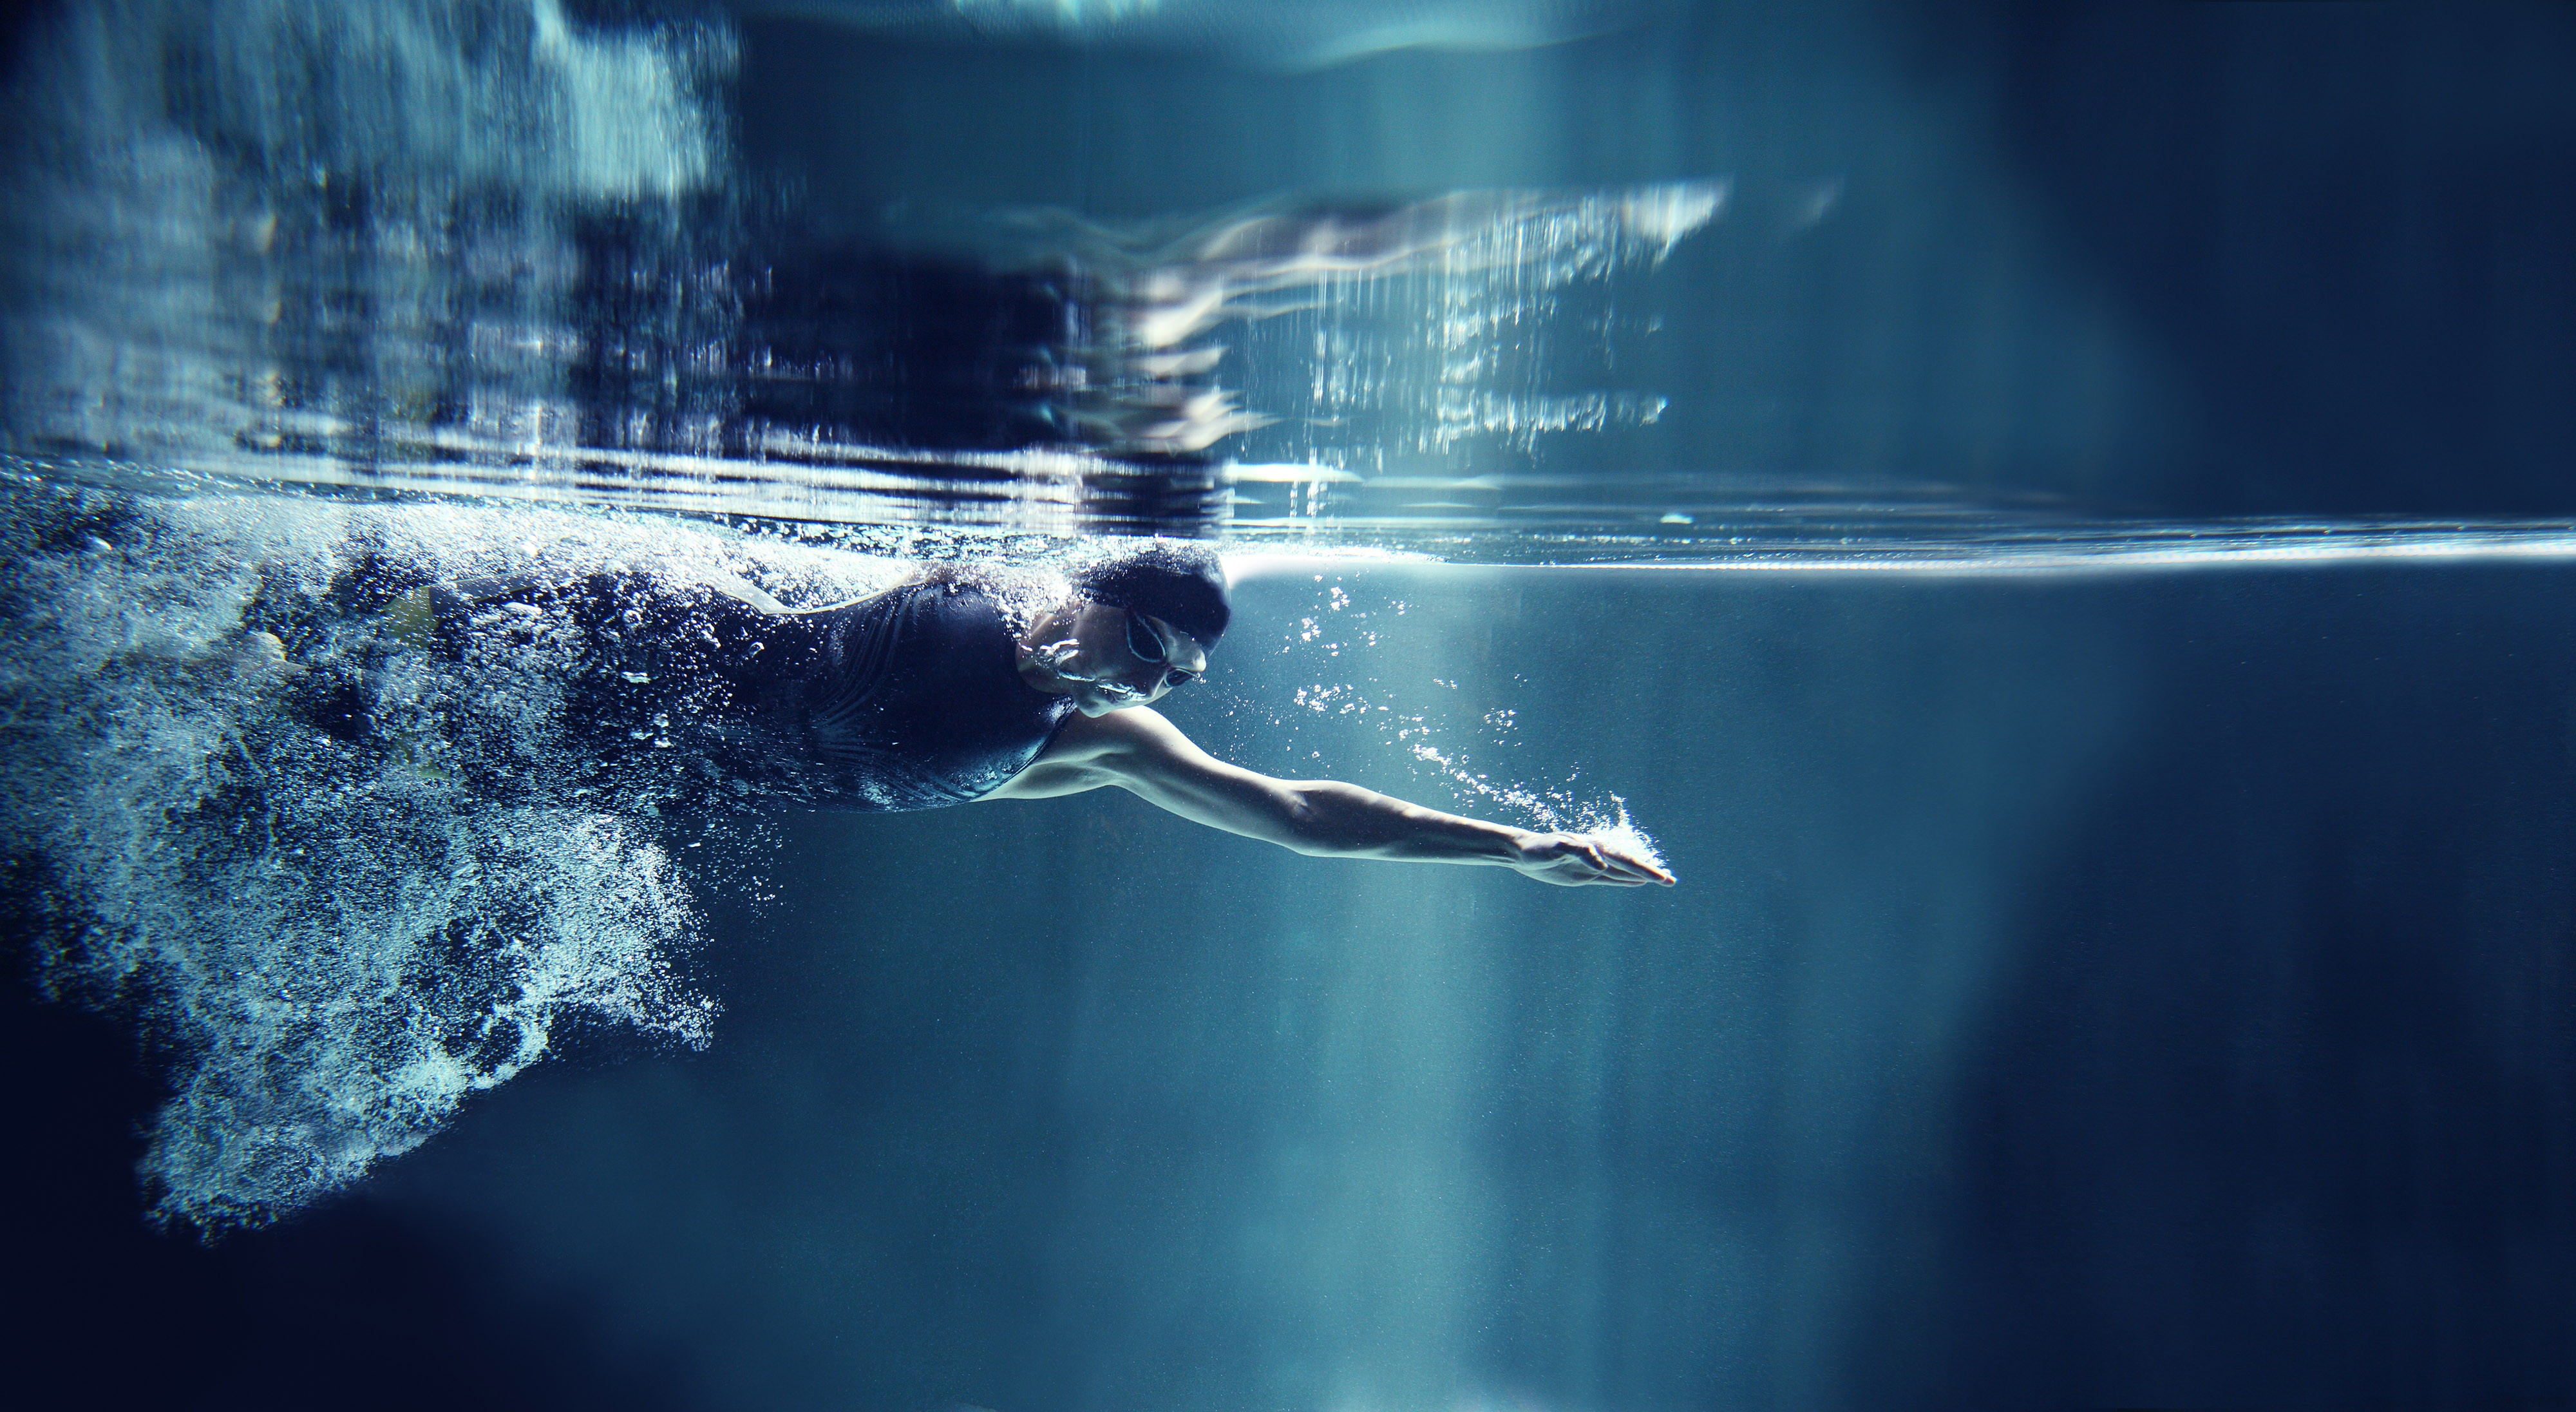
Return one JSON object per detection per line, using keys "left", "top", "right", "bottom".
{"left": 1075, "top": 688, "right": 1149, "bottom": 717}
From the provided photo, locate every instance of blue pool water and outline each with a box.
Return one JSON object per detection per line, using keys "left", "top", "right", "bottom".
{"left": 4, "top": 2, "right": 2574, "bottom": 1409}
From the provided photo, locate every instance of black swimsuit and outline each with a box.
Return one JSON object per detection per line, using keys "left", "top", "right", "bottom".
{"left": 452, "top": 576, "right": 1076, "bottom": 811}
{"left": 790, "top": 580, "right": 1080, "bottom": 808}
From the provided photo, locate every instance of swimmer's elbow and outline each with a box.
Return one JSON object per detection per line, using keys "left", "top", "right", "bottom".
{"left": 1273, "top": 788, "right": 1340, "bottom": 855}
{"left": 1198, "top": 779, "right": 1327, "bottom": 853}
{"left": 1267, "top": 780, "right": 1389, "bottom": 857}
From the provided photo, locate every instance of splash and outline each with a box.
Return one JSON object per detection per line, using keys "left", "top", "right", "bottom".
{"left": 1265, "top": 570, "right": 1663, "bottom": 863}
{"left": 1403, "top": 739, "right": 1660, "bottom": 867}
{"left": 0, "top": 483, "right": 890, "bottom": 1230}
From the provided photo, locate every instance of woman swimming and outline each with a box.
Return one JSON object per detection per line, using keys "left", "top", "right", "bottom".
{"left": 432, "top": 541, "right": 1672, "bottom": 887}
{"left": 0, "top": 493, "right": 1666, "bottom": 1230}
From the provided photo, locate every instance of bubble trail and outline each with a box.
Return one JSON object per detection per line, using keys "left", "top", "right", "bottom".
{"left": 0, "top": 483, "right": 815, "bottom": 1231}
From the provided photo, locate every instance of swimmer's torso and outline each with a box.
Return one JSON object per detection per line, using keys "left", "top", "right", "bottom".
{"left": 442, "top": 575, "right": 1074, "bottom": 811}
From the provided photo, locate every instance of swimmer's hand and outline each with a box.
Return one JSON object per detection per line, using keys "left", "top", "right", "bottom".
{"left": 1509, "top": 831, "right": 1676, "bottom": 888}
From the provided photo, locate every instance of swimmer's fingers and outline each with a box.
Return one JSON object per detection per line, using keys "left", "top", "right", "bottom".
{"left": 1516, "top": 832, "right": 1674, "bottom": 887}
{"left": 1593, "top": 837, "right": 1676, "bottom": 886}
{"left": 1564, "top": 833, "right": 1673, "bottom": 886}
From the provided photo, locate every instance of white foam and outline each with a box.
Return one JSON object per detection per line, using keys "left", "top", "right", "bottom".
{"left": 0, "top": 488, "right": 872, "bottom": 1228}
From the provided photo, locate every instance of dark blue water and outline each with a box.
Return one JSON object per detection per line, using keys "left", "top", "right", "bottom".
{"left": 5, "top": 3, "right": 2575, "bottom": 1410}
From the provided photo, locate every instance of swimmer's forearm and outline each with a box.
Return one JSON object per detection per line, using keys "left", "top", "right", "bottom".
{"left": 1271, "top": 780, "right": 1529, "bottom": 864}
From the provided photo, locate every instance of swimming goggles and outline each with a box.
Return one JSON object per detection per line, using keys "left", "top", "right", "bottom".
{"left": 1125, "top": 611, "right": 1198, "bottom": 687}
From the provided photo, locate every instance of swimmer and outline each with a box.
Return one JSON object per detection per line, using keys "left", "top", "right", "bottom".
{"left": 428, "top": 542, "right": 1672, "bottom": 888}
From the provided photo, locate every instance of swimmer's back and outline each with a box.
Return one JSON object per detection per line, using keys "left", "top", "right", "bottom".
{"left": 794, "top": 580, "right": 1075, "bottom": 808}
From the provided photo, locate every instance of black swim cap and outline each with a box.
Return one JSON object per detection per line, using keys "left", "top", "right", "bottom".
{"left": 1072, "top": 542, "right": 1230, "bottom": 647}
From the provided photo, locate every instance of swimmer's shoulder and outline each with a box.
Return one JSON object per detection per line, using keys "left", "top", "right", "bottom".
{"left": 984, "top": 707, "right": 1180, "bottom": 799}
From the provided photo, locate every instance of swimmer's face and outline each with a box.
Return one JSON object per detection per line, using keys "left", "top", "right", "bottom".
{"left": 1040, "top": 602, "right": 1210, "bottom": 716}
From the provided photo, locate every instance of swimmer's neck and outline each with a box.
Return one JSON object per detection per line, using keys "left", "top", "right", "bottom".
{"left": 1016, "top": 604, "right": 1082, "bottom": 697}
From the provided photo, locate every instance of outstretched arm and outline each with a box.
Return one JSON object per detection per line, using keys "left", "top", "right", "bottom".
{"left": 985, "top": 707, "right": 1673, "bottom": 888}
